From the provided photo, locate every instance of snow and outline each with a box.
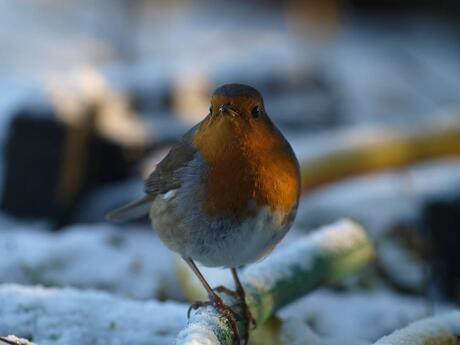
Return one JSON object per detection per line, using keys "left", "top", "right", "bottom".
{"left": 377, "top": 239, "right": 424, "bottom": 291}
{"left": 0, "top": 218, "right": 455, "bottom": 345}
{"left": 0, "top": 284, "right": 187, "bottom": 345}
{"left": 0, "top": 222, "right": 182, "bottom": 301}
{"left": 374, "top": 311, "right": 460, "bottom": 345}
{"left": 0, "top": 335, "right": 35, "bottom": 345}
{"left": 280, "top": 289, "right": 454, "bottom": 342}
{"left": 281, "top": 317, "right": 371, "bottom": 345}
{"left": 175, "top": 306, "right": 224, "bottom": 345}
{"left": 1, "top": 285, "right": 453, "bottom": 345}
{"left": 295, "top": 158, "right": 460, "bottom": 235}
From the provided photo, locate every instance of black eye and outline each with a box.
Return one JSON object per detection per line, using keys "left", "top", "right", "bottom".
{"left": 209, "top": 106, "right": 213, "bottom": 114}
{"left": 251, "top": 106, "right": 261, "bottom": 118}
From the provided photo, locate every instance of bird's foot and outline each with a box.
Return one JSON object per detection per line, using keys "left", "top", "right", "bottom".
{"left": 188, "top": 293, "right": 241, "bottom": 343}
{"left": 214, "top": 286, "right": 255, "bottom": 345}
{"left": 215, "top": 285, "right": 255, "bottom": 326}
{"left": 187, "top": 300, "right": 209, "bottom": 319}
{"left": 214, "top": 285, "right": 239, "bottom": 298}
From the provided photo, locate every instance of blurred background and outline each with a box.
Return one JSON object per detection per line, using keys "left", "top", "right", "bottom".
{"left": 1, "top": 0, "right": 460, "bottom": 344}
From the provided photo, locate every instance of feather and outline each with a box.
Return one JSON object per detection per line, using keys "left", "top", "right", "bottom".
{"left": 106, "top": 195, "right": 154, "bottom": 222}
{"left": 107, "top": 125, "right": 199, "bottom": 223}
{"left": 144, "top": 124, "right": 198, "bottom": 196}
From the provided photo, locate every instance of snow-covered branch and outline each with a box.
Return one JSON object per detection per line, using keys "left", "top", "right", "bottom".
{"left": 374, "top": 312, "right": 460, "bottom": 345}
{"left": 175, "top": 219, "right": 376, "bottom": 345}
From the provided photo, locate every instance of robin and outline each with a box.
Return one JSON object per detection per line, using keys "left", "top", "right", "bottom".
{"left": 108, "top": 83, "right": 300, "bottom": 343}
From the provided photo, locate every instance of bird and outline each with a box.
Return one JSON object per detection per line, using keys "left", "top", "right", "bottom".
{"left": 107, "top": 83, "right": 300, "bottom": 343}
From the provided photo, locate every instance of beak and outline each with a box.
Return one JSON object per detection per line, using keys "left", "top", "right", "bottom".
{"left": 219, "top": 104, "right": 238, "bottom": 117}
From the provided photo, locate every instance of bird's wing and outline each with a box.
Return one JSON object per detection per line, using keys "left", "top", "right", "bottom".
{"left": 106, "top": 195, "right": 154, "bottom": 222}
{"left": 106, "top": 124, "right": 200, "bottom": 223}
{"left": 144, "top": 124, "right": 199, "bottom": 195}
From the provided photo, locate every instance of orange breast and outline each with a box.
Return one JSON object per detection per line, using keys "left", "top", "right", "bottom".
{"left": 193, "top": 116, "right": 300, "bottom": 221}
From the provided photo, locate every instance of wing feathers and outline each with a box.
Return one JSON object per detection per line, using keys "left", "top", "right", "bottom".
{"left": 106, "top": 195, "right": 154, "bottom": 222}
{"left": 107, "top": 124, "right": 201, "bottom": 223}
{"left": 144, "top": 124, "right": 198, "bottom": 195}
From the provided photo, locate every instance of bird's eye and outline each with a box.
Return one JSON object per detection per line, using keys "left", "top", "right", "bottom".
{"left": 209, "top": 106, "right": 213, "bottom": 114}
{"left": 251, "top": 106, "right": 261, "bottom": 119}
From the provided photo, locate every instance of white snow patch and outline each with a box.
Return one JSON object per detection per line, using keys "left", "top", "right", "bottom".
{"left": 295, "top": 158, "right": 460, "bottom": 235}
{"left": 0, "top": 284, "right": 187, "bottom": 345}
{"left": 0, "top": 223, "right": 182, "bottom": 300}
{"left": 280, "top": 289, "right": 454, "bottom": 342}
{"left": 378, "top": 239, "right": 424, "bottom": 290}
{"left": 374, "top": 311, "right": 460, "bottom": 345}
{"left": 281, "top": 317, "right": 371, "bottom": 345}
{"left": 0, "top": 335, "right": 36, "bottom": 345}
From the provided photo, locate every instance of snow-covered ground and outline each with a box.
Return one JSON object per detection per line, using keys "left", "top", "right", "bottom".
{"left": 0, "top": 284, "right": 186, "bottom": 345}
{"left": 296, "top": 158, "right": 460, "bottom": 234}
{"left": 0, "top": 283, "right": 454, "bottom": 345}
{"left": 0, "top": 215, "right": 455, "bottom": 344}
{"left": 0, "top": 222, "right": 181, "bottom": 301}
{"left": 281, "top": 290, "right": 453, "bottom": 342}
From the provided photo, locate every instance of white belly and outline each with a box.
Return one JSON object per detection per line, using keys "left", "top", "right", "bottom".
{"left": 149, "top": 156, "right": 294, "bottom": 268}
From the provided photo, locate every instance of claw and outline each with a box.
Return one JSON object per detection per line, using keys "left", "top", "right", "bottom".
{"left": 213, "top": 285, "right": 255, "bottom": 345}
{"left": 187, "top": 300, "right": 212, "bottom": 319}
{"left": 212, "top": 294, "right": 240, "bottom": 341}
{"left": 187, "top": 293, "right": 241, "bottom": 343}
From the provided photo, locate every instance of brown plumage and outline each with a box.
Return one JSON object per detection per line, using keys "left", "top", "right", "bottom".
{"left": 193, "top": 94, "right": 299, "bottom": 220}
{"left": 108, "top": 83, "right": 300, "bottom": 345}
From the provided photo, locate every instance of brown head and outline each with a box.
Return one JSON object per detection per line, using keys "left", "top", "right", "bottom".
{"left": 193, "top": 84, "right": 300, "bottom": 222}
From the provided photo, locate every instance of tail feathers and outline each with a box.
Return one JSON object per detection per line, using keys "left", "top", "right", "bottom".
{"left": 106, "top": 195, "right": 153, "bottom": 222}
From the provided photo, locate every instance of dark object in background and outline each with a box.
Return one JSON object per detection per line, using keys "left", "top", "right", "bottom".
{"left": 2, "top": 110, "right": 65, "bottom": 221}
{"left": 422, "top": 193, "right": 460, "bottom": 302}
{"left": 347, "top": 0, "right": 460, "bottom": 13}
{"left": 126, "top": 68, "right": 342, "bottom": 133}
{"left": 259, "top": 71, "right": 341, "bottom": 131}
{"left": 1, "top": 104, "right": 148, "bottom": 228}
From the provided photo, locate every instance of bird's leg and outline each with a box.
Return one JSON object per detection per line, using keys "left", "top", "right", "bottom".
{"left": 214, "top": 286, "right": 239, "bottom": 298}
{"left": 231, "top": 268, "right": 256, "bottom": 336}
{"left": 184, "top": 258, "right": 240, "bottom": 341}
